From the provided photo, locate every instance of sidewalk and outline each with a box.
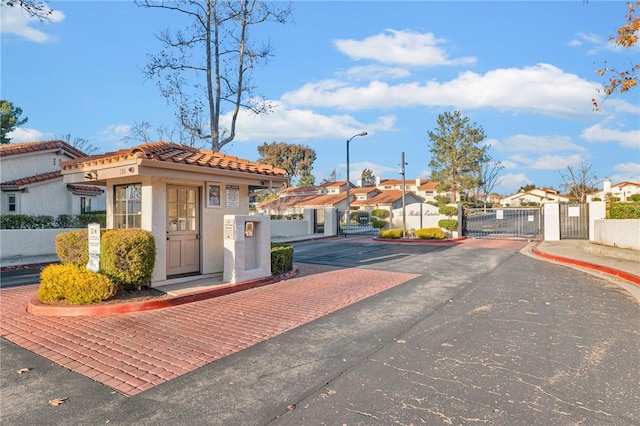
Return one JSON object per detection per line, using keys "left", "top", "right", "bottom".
{"left": 530, "top": 239, "right": 640, "bottom": 301}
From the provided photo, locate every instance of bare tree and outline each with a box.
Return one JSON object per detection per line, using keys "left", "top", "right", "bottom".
{"left": 478, "top": 158, "right": 504, "bottom": 208}
{"left": 559, "top": 160, "right": 599, "bottom": 202}
{"left": 1, "top": 0, "right": 53, "bottom": 21}
{"left": 58, "top": 134, "right": 99, "bottom": 155}
{"left": 136, "top": 0, "right": 292, "bottom": 152}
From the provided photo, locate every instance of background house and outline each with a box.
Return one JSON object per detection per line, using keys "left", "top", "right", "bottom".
{"left": 500, "top": 188, "right": 569, "bottom": 206}
{"left": 0, "top": 140, "right": 105, "bottom": 216}
{"left": 587, "top": 179, "right": 640, "bottom": 202}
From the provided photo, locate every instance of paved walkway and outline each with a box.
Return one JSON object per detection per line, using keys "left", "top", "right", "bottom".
{"left": 1, "top": 237, "right": 637, "bottom": 399}
{"left": 0, "top": 264, "right": 418, "bottom": 396}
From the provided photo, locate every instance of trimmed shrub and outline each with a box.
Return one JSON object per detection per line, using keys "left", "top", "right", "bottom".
{"left": 371, "top": 218, "right": 388, "bottom": 229}
{"left": 629, "top": 194, "right": 640, "bottom": 202}
{"left": 438, "top": 205, "right": 458, "bottom": 217}
{"left": 38, "top": 263, "right": 117, "bottom": 305}
{"left": 416, "top": 227, "right": 445, "bottom": 240}
{"left": 438, "top": 219, "right": 458, "bottom": 231}
{"left": 0, "top": 212, "right": 106, "bottom": 229}
{"left": 379, "top": 229, "right": 404, "bottom": 239}
{"left": 370, "top": 209, "right": 389, "bottom": 219}
{"left": 608, "top": 202, "right": 640, "bottom": 219}
{"left": 271, "top": 243, "right": 294, "bottom": 275}
{"left": 100, "top": 229, "right": 156, "bottom": 290}
{"left": 55, "top": 230, "right": 89, "bottom": 266}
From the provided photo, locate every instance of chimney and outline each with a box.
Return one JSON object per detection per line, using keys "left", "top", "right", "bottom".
{"left": 415, "top": 178, "right": 421, "bottom": 188}
{"left": 375, "top": 176, "right": 381, "bottom": 186}
{"left": 356, "top": 178, "right": 362, "bottom": 188}
{"left": 603, "top": 178, "right": 611, "bottom": 193}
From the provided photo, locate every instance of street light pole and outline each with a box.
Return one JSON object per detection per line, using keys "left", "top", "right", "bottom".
{"left": 345, "top": 131, "right": 368, "bottom": 230}
{"left": 400, "top": 151, "right": 407, "bottom": 238}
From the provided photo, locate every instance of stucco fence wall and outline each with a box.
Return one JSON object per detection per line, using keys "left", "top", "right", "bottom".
{"left": 594, "top": 219, "right": 640, "bottom": 250}
{"left": 0, "top": 228, "right": 78, "bottom": 260}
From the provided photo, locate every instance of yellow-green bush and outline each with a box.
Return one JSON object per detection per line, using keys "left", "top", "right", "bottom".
{"left": 55, "top": 230, "right": 89, "bottom": 266}
{"left": 438, "top": 219, "right": 458, "bottom": 231}
{"left": 271, "top": 243, "right": 294, "bottom": 275}
{"left": 100, "top": 229, "right": 156, "bottom": 290}
{"left": 379, "top": 229, "right": 404, "bottom": 239}
{"left": 608, "top": 202, "right": 640, "bottom": 219}
{"left": 38, "top": 264, "right": 117, "bottom": 305}
{"left": 416, "top": 227, "right": 445, "bottom": 239}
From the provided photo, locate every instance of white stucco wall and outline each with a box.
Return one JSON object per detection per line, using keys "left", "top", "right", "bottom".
{"left": 0, "top": 228, "right": 79, "bottom": 259}
{"left": 594, "top": 219, "right": 640, "bottom": 250}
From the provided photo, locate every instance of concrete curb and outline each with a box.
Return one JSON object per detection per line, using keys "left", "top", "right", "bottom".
{"left": 372, "top": 236, "right": 467, "bottom": 244}
{"left": 26, "top": 268, "right": 300, "bottom": 317}
{"left": 531, "top": 244, "right": 640, "bottom": 286}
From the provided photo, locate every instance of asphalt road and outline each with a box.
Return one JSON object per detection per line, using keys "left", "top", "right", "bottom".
{"left": 0, "top": 267, "right": 43, "bottom": 288}
{"left": 2, "top": 237, "right": 639, "bottom": 425}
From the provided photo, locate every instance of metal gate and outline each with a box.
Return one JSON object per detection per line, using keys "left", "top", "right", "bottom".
{"left": 337, "top": 210, "right": 379, "bottom": 236}
{"left": 560, "top": 203, "right": 589, "bottom": 239}
{"left": 463, "top": 207, "right": 542, "bottom": 240}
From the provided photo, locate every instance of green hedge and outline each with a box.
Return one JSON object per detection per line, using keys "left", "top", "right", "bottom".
{"left": 0, "top": 212, "right": 106, "bottom": 229}
{"left": 53, "top": 228, "right": 156, "bottom": 291}
{"left": 438, "top": 205, "right": 458, "bottom": 217}
{"left": 438, "top": 219, "right": 458, "bottom": 231}
{"left": 608, "top": 202, "right": 640, "bottom": 219}
{"left": 271, "top": 243, "right": 294, "bottom": 275}
{"left": 100, "top": 229, "right": 156, "bottom": 290}
{"left": 371, "top": 218, "right": 388, "bottom": 229}
{"left": 371, "top": 209, "right": 389, "bottom": 218}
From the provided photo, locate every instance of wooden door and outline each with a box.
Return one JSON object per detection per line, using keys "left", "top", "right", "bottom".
{"left": 166, "top": 185, "right": 200, "bottom": 276}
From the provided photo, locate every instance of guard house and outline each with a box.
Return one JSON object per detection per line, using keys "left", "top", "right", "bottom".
{"left": 60, "top": 142, "right": 288, "bottom": 287}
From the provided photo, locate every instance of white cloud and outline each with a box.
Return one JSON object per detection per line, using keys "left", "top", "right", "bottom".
{"left": 282, "top": 63, "right": 611, "bottom": 117}
{"left": 220, "top": 101, "right": 396, "bottom": 142}
{"left": 96, "top": 124, "right": 132, "bottom": 142}
{"left": 580, "top": 121, "right": 640, "bottom": 150}
{"left": 0, "top": 3, "right": 64, "bottom": 42}
{"left": 334, "top": 29, "right": 476, "bottom": 67}
{"left": 507, "top": 153, "right": 587, "bottom": 171}
{"left": 497, "top": 173, "right": 531, "bottom": 193}
{"left": 6, "top": 127, "right": 49, "bottom": 142}
{"left": 609, "top": 162, "right": 640, "bottom": 183}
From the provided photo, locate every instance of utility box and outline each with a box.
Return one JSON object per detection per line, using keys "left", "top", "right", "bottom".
{"left": 223, "top": 215, "right": 271, "bottom": 283}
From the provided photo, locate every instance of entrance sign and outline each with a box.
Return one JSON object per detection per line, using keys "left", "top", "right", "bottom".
{"left": 87, "top": 223, "right": 100, "bottom": 272}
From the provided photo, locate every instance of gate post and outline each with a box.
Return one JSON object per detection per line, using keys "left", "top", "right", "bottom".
{"left": 543, "top": 203, "right": 560, "bottom": 241}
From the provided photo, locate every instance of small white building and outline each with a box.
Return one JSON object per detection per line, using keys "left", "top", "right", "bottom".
{"left": 500, "top": 187, "right": 569, "bottom": 206}
{"left": 587, "top": 179, "right": 640, "bottom": 202}
{"left": 61, "top": 142, "right": 288, "bottom": 286}
{"left": 0, "top": 140, "right": 106, "bottom": 216}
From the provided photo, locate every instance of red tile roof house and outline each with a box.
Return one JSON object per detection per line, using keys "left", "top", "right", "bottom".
{"left": 588, "top": 179, "right": 640, "bottom": 202}
{"left": 0, "top": 140, "right": 105, "bottom": 216}
{"left": 60, "top": 142, "right": 289, "bottom": 286}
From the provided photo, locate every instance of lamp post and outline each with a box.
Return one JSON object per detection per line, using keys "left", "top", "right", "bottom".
{"left": 399, "top": 151, "right": 407, "bottom": 238}
{"left": 345, "top": 131, "right": 368, "bottom": 229}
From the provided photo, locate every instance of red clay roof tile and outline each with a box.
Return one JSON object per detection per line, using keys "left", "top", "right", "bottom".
{"left": 61, "top": 142, "right": 287, "bottom": 177}
{"left": 0, "top": 140, "right": 88, "bottom": 158}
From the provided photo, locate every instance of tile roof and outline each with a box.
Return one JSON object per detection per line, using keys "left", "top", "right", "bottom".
{"left": 60, "top": 142, "right": 287, "bottom": 177}
{"left": 352, "top": 190, "right": 413, "bottom": 206}
{"left": 67, "top": 184, "right": 104, "bottom": 195}
{"left": 296, "top": 192, "right": 346, "bottom": 207}
{"left": 0, "top": 140, "right": 88, "bottom": 158}
{"left": 1, "top": 170, "right": 62, "bottom": 187}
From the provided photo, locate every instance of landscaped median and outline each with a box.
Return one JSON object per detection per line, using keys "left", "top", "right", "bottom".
{"left": 27, "top": 267, "right": 299, "bottom": 317}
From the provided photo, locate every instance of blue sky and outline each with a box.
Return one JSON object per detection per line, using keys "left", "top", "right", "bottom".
{"left": 2, "top": 1, "right": 639, "bottom": 195}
